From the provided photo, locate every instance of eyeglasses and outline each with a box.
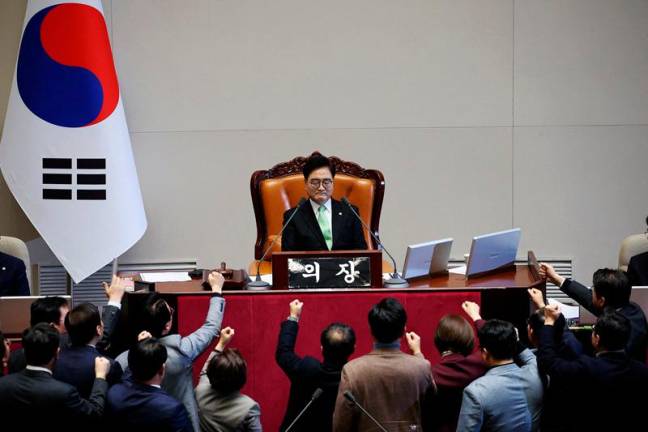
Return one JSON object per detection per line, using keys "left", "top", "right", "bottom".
{"left": 308, "top": 179, "right": 333, "bottom": 188}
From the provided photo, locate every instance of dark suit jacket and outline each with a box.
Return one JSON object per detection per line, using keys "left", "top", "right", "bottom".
{"left": 54, "top": 345, "right": 123, "bottom": 398}
{"left": 107, "top": 379, "right": 193, "bottom": 432}
{"left": 0, "top": 369, "right": 108, "bottom": 428}
{"left": 0, "top": 251, "right": 29, "bottom": 296}
{"left": 538, "top": 325, "right": 648, "bottom": 432}
{"left": 628, "top": 250, "right": 648, "bottom": 287}
{"left": 561, "top": 278, "right": 648, "bottom": 362}
{"left": 281, "top": 199, "right": 368, "bottom": 251}
{"left": 276, "top": 320, "right": 345, "bottom": 432}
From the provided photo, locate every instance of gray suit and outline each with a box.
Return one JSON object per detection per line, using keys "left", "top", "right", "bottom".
{"left": 117, "top": 295, "right": 226, "bottom": 432}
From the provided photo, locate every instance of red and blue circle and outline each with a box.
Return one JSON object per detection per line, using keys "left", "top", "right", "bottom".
{"left": 17, "top": 3, "right": 119, "bottom": 128}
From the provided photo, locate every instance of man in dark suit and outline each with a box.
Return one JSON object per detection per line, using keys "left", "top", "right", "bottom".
{"left": 281, "top": 153, "right": 367, "bottom": 251}
{"left": 540, "top": 264, "right": 648, "bottom": 362}
{"left": 276, "top": 299, "right": 356, "bottom": 432}
{"left": 107, "top": 337, "right": 193, "bottom": 432}
{"left": 0, "top": 323, "right": 110, "bottom": 429}
{"left": 538, "top": 307, "right": 648, "bottom": 432}
{"left": 0, "top": 250, "right": 29, "bottom": 296}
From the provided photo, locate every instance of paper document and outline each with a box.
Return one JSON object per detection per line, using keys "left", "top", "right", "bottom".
{"left": 140, "top": 272, "right": 191, "bottom": 283}
{"left": 448, "top": 265, "right": 467, "bottom": 275}
{"left": 547, "top": 298, "right": 580, "bottom": 320}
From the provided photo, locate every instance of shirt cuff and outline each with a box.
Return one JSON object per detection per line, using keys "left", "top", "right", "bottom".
{"left": 107, "top": 301, "right": 121, "bottom": 309}
{"left": 287, "top": 316, "right": 299, "bottom": 323}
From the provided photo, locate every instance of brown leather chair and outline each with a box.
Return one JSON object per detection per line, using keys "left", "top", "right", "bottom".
{"left": 249, "top": 152, "right": 386, "bottom": 275}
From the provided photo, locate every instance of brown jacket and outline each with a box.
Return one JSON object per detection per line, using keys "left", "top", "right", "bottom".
{"left": 333, "top": 348, "right": 435, "bottom": 432}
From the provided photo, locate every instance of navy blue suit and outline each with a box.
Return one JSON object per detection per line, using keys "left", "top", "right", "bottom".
{"left": 628, "top": 251, "right": 648, "bottom": 287}
{"left": 0, "top": 251, "right": 29, "bottom": 296}
{"left": 107, "top": 379, "right": 193, "bottom": 432}
{"left": 54, "top": 345, "right": 123, "bottom": 398}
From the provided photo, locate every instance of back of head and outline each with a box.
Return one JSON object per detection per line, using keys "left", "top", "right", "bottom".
{"left": 594, "top": 312, "right": 631, "bottom": 352}
{"left": 30, "top": 296, "right": 68, "bottom": 327}
{"left": 207, "top": 348, "right": 247, "bottom": 395}
{"left": 303, "top": 152, "right": 336, "bottom": 179}
{"left": 434, "top": 314, "right": 474, "bottom": 356}
{"left": 368, "top": 297, "right": 407, "bottom": 344}
{"left": 23, "top": 322, "right": 59, "bottom": 366}
{"left": 128, "top": 338, "right": 167, "bottom": 382}
{"left": 143, "top": 293, "right": 171, "bottom": 338}
{"left": 593, "top": 268, "right": 631, "bottom": 308}
{"left": 477, "top": 319, "right": 517, "bottom": 361}
{"left": 65, "top": 302, "right": 101, "bottom": 346}
{"left": 321, "top": 322, "right": 356, "bottom": 365}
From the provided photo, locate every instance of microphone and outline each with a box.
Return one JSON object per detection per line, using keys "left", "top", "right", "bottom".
{"left": 342, "top": 391, "right": 389, "bottom": 432}
{"left": 284, "top": 388, "right": 324, "bottom": 432}
{"left": 247, "top": 198, "right": 307, "bottom": 290}
{"left": 340, "top": 197, "right": 408, "bottom": 288}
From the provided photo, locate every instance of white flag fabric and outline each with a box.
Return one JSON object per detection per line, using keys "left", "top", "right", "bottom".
{"left": 0, "top": 0, "right": 147, "bottom": 283}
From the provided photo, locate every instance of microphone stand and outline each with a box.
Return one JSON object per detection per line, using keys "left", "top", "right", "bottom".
{"left": 343, "top": 391, "right": 389, "bottom": 432}
{"left": 284, "top": 388, "right": 324, "bottom": 432}
{"left": 247, "top": 198, "right": 307, "bottom": 290}
{"left": 340, "top": 197, "right": 408, "bottom": 288}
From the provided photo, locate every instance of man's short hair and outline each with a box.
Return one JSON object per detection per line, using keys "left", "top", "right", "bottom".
{"left": 434, "top": 314, "right": 474, "bottom": 356}
{"left": 65, "top": 303, "right": 101, "bottom": 346}
{"left": 321, "top": 322, "right": 356, "bottom": 364}
{"left": 30, "top": 296, "right": 68, "bottom": 327}
{"left": 477, "top": 319, "right": 517, "bottom": 361}
{"left": 128, "top": 338, "right": 167, "bottom": 382}
{"left": 143, "top": 293, "right": 172, "bottom": 338}
{"left": 368, "top": 297, "right": 407, "bottom": 343}
{"left": 303, "top": 152, "right": 336, "bottom": 180}
{"left": 207, "top": 348, "right": 247, "bottom": 394}
{"left": 23, "top": 322, "right": 59, "bottom": 366}
{"left": 594, "top": 312, "right": 630, "bottom": 351}
{"left": 592, "top": 268, "right": 631, "bottom": 308}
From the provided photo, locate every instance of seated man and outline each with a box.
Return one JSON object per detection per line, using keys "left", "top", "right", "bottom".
{"left": 0, "top": 250, "right": 29, "bottom": 296}
{"left": 333, "top": 297, "right": 434, "bottom": 431}
{"left": 0, "top": 323, "right": 110, "bottom": 429}
{"left": 107, "top": 338, "right": 192, "bottom": 432}
{"left": 540, "top": 264, "right": 648, "bottom": 362}
{"left": 627, "top": 215, "right": 648, "bottom": 286}
{"left": 538, "top": 306, "right": 648, "bottom": 431}
{"left": 281, "top": 153, "right": 367, "bottom": 251}
{"left": 276, "top": 299, "right": 356, "bottom": 432}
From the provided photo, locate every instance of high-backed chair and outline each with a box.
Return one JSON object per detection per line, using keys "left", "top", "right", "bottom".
{"left": 0, "top": 235, "right": 32, "bottom": 293}
{"left": 619, "top": 233, "right": 648, "bottom": 272}
{"left": 250, "top": 153, "right": 385, "bottom": 275}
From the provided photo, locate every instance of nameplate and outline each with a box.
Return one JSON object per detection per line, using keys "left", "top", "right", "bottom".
{"left": 287, "top": 257, "right": 371, "bottom": 288}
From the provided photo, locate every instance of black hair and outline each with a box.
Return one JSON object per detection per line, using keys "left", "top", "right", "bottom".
{"left": 23, "top": 322, "right": 59, "bottom": 366}
{"left": 142, "top": 293, "right": 172, "bottom": 338}
{"left": 477, "top": 319, "right": 517, "bottom": 361}
{"left": 30, "top": 296, "right": 69, "bottom": 327}
{"left": 207, "top": 348, "right": 247, "bottom": 394}
{"left": 592, "top": 268, "right": 631, "bottom": 308}
{"left": 303, "top": 152, "right": 336, "bottom": 180}
{"left": 368, "top": 297, "right": 407, "bottom": 343}
{"left": 594, "top": 312, "right": 630, "bottom": 352}
{"left": 320, "top": 322, "right": 356, "bottom": 365}
{"left": 65, "top": 303, "right": 101, "bottom": 346}
{"left": 128, "top": 338, "right": 167, "bottom": 382}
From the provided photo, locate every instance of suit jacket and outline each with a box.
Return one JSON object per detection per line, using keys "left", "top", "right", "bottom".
{"left": 561, "top": 278, "right": 648, "bottom": 362}
{"left": 116, "top": 295, "right": 226, "bottom": 432}
{"left": 628, "top": 250, "right": 648, "bottom": 287}
{"left": 333, "top": 347, "right": 434, "bottom": 432}
{"left": 276, "top": 320, "right": 345, "bottom": 432}
{"left": 0, "top": 368, "right": 108, "bottom": 429}
{"left": 0, "top": 251, "right": 29, "bottom": 296}
{"left": 537, "top": 324, "right": 648, "bottom": 432}
{"left": 54, "top": 345, "right": 123, "bottom": 398}
{"left": 107, "top": 379, "right": 193, "bottom": 432}
{"left": 281, "top": 199, "right": 367, "bottom": 251}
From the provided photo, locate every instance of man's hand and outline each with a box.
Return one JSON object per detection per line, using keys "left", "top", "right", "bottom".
{"left": 539, "top": 263, "right": 565, "bottom": 287}
{"left": 137, "top": 331, "right": 152, "bottom": 342}
{"left": 103, "top": 275, "right": 126, "bottom": 303}
{"left": 462, "top": 301, "right": 482, "bottom": 322}
{"left": 208, "top": 271, "right": 225, "bottom": 294}
{"left": 406, "top": 331, "right": 422, "bottom": 356}
{"left": 94, "top": 356, "right": 111, "bottom": 380}
{"left": 289, "top": 299, "right": 303, "bottom": 320}
{"left": 543, "top": 304, "right": 561, "bottom": 326}
{"left": 216, "top": 327, "right": 235, "bottom": 351}
{"left": 528, "top": 288, "right": 546, "bottom": 309}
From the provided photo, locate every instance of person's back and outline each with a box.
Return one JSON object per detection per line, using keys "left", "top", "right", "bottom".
{"left": 0, "top": 251, "right": 29, "bottom": 296}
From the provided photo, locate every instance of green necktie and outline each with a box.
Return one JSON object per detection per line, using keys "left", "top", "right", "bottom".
{"left": 317, "top": 205, "right": 333, "bottom": 250}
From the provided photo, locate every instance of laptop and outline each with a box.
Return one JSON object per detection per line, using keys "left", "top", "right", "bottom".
{"left": 579, "top": 286, "right": 648, "bottom": 325}
{"left": 466, "top": 228, "right": 521, "bottom": 278}
{"left": 402, "top": 238, "right": 453, "bottom": 279}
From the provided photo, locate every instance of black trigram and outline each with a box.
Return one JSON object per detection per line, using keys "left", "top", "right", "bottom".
{"left": 42, "top": 158, "right": 106, "bottom": 200}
